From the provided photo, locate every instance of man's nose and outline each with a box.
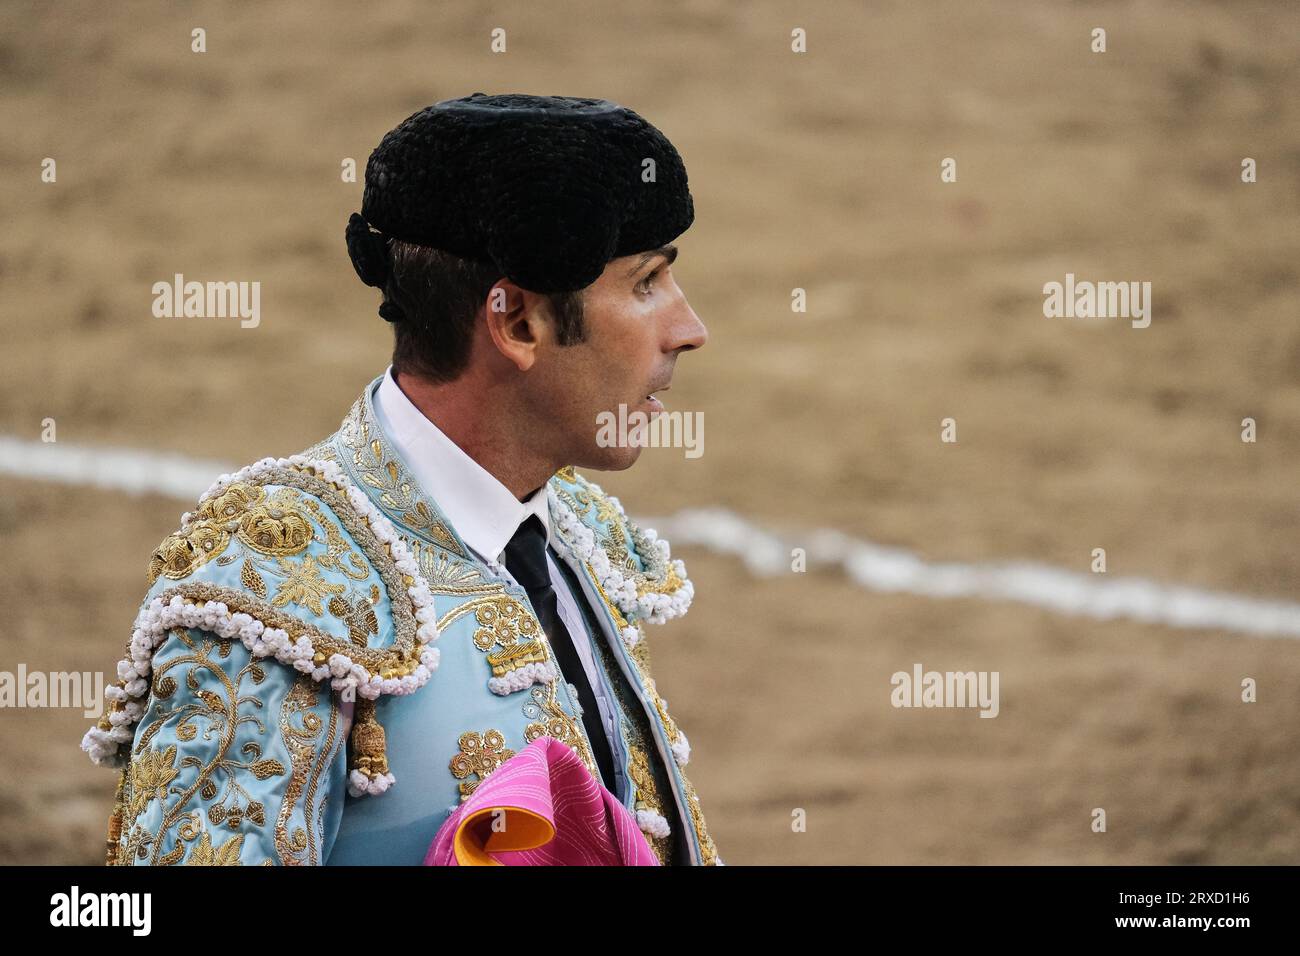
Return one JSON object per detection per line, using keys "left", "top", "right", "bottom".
{"left": 669, "top": 296, "right": 708, "bottom": 353}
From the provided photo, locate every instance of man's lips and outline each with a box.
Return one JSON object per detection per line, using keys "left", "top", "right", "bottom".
{"left": 643, "top": 384, "right": 670, "bottom": 412}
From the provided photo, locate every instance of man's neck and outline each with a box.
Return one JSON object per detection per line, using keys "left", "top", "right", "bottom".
{"left": 393, "top": 369, "right": 556, "bottom": 501}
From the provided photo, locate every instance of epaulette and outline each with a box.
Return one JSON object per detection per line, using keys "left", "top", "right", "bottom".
{"left": 546, "top": 465, "right": 694, "bottom": 633}
{"left": 81, "top": 454, "right": 440, "bottom": 798}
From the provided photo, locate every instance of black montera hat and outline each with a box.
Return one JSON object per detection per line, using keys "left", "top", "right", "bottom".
{"left": 345, "top": 92, "right": 693, "bottom": 318}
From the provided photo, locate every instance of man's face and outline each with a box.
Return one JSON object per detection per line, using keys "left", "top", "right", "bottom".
{"left": 528, "top": 244, "right": 707, "bottom": 470}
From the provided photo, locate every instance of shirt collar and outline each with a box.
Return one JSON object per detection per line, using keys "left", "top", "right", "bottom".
{"left": 370, "top": 366, "right": 554, "bottom": 563}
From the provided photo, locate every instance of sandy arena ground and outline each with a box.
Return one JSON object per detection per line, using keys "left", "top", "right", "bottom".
{"left": 1, "top": 0, "right": 1298, "bottom": 864}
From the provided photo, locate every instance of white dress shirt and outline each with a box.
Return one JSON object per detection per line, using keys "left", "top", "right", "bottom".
{"left": 370, "top": 366, "right": 624, "bottom": 791}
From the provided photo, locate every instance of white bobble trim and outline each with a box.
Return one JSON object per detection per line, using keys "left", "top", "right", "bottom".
{"left": 487, "top": 660, "right": 557, "bottom": 696}
{"left": 348, "top": 769, "right": 395, "bottom": 798}
{"left": 545, "top": 485, "right": 694, "bottom": 626}
{"left": 636, "top": 809, "right": 671, "bottom": 839}
{"left": 671, "top": 729, "right": 691, "bottom": 767}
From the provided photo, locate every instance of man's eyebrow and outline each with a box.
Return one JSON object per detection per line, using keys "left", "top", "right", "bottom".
{"left": 625, "top": 243, "right": 678, "bottom": 278}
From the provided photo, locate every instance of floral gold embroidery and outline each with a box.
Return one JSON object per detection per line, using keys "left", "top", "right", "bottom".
{"left": 149, "top": 524, "right": 231, "bottom": 583}
{"left": 300, "top": 496, "right": 372, "bottom": 582}
{"left": 127, "top": 745, "right": 180, "bottom": 821}
{"left": 271, "top": 554, "right": 345, "bottom": 616}
{"left": 240, "top": 560, "right": 268, "bottom": 599}
{"left": 139, "top": 467, "right": 425, "bottom": 684}
{"left": 449, "top": 729, "right": 515, "bottom": 800}
{"left": 474, "top": 598, "right": 546, "bottom": 676}
{"left": 184, "top": 831, "right": 245, "bottom": 866}
{"left": 236, "top": 488, "right": 314, "bottom": 557}
{"left": 197, "top": 483, "right": 265, "bottom": 524}
{"left": 337, "top": 396, "right": 466, "bottom": 557}
{"left": 117, "top": 637, "right": 287, "bottom": 865}
{"left": 436, "top": 594, "right": 551, "bottom": 682}
{"left": 414, "top": 546, "right": 491, "bottom": 592}
{"left": 328, "top": 594, "right": 379, "bottom": 647}
{"left": 148, "top": 482, "right": 317, "bottom": 585}
{"left": 522, "top": 684, "right": 598, "bottom": 779}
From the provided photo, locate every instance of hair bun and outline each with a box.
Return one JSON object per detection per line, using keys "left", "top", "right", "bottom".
{"left": 345, "top": 212, "right": 391, "bottom": 289}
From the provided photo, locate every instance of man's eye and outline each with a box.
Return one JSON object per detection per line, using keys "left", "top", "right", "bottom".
{"left": 637, "top": 269, "right": 660, "bottom": 295}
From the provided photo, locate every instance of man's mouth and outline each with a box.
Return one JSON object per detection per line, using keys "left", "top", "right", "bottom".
{"left": 644, "top": 385, "right": 670, "bottom": 412}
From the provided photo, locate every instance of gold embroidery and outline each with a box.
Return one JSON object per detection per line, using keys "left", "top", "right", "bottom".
{"left": 637, "top": 560, "right": 685, "bottom": 598}
{"left": 645, "top": 676, "right": 682, "bottom": 745}
{"left": 116, "top": 636, "right": 287, "bottom": 865}
{"left": 436, "top": 594, "right": 551, "bottom": 681}
{"left": 412, "top": 535, "right": 600, "bottom": 784}
{"left": 471, "top": 597, "right": 542, "bottom": 651}
{"left": 629, "top": 626, "right": 652, "bottom": 673}
{"left": 176, "top": 465, "right": 419, "bottom": 654}
{"left": 449, "top": 729, "right": 515, "bottom": 800}
{"left": 328, "top": 594, "right": 379, "bottom": 647}
{"left": 127, "top": 744, "right": 180, "bottom": 821}
{"left": 148, "top": 483, "right": 318, "bottom": 585}
{"left": 477, "top": 599, "right": 546, "bottom": 676}
{"left": 295, "top": 439, "right": 337, "bottom": 463}
{"left": 337, "top": 396, "right": 465, "bottom": 556}
{"left": 682, "top": 776, "right": 719, "bottom": 866}
{"left": 149, "top": 523, "right": 231, "bottom": 583}
{"left": 198, "top": 483, "right": 264, "bottom": 521}
{"left": 274, "top": 676, "right": 329, "bottom": 865}
{"left": 271, "top": 553, "right": 346, "bottom": 616}
{"left": 584, "top": 602, "right": 675, "bottom": 864}
{"left": 348, "top": 696, "right": 389, "bottom": 787}
{"left": 105, "top": 767, "right": 129, "bottom": 865}
{"left": 184, "top": 831, "right": 245, "bottom": 866}
{"left": 523, "top": 683, "right": 598, "bottom": 778}
{"left": 551, "top": 476, "right": 686, "bottom": 601}
{"left": 603, "top": 534, "right": 637, "bottom": 574}
{"left": 240, "top": 560, "right": 268, "bottom": 599}
{"left": 300, "top": 496, "right": 372, "bottom": 582}
{"left": 414, "top": 545, "right": 493, "bottom": 592}
{"left": 625, "top": 741, "right": 673, "bottom": 863}
{"left": 586, "top": 574, "right": 683, "bottom": 748}
{"left": 236, "top": 488, "right": 315, "bottom": 557}
{"left": 110, "top": 625, "right": 343, "bottom": 867}
{"left": 301, "top": 677, "right": 340, "bottom": 860}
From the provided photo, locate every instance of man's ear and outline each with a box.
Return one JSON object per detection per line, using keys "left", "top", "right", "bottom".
{"left": 482, "top": 279, "right": 545, "bottom": 372}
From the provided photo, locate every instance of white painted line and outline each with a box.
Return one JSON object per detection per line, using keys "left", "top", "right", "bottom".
{"left": 3, "top": 436, "right": 1298, "bottom": 638}
{"left": 0, "top": 436, "right": 232, "bottom": 502}
{"left": 637, "top": 511, "right": 1300, "bottom": 639}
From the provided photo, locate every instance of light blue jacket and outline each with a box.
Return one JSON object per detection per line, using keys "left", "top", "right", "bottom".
{"left": 84, "top": 376, "right": 720, "bottom": 866}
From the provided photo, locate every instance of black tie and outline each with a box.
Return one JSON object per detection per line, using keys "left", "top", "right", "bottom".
{"left": 503, "top": 515, "right": 618, "bottom": 792}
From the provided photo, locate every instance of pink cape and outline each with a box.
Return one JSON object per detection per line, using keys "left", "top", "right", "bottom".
{"left": 423, "top": 736, "right": 661, "bottom": 866}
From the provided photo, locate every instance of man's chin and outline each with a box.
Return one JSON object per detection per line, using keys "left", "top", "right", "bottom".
{"left": 574, "top": 443, "right": 644, "bottom": 472}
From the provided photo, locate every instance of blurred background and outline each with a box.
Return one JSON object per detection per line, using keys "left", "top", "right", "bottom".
{"left": 2, "top": 0, "right": 1298, "bottom": 864}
